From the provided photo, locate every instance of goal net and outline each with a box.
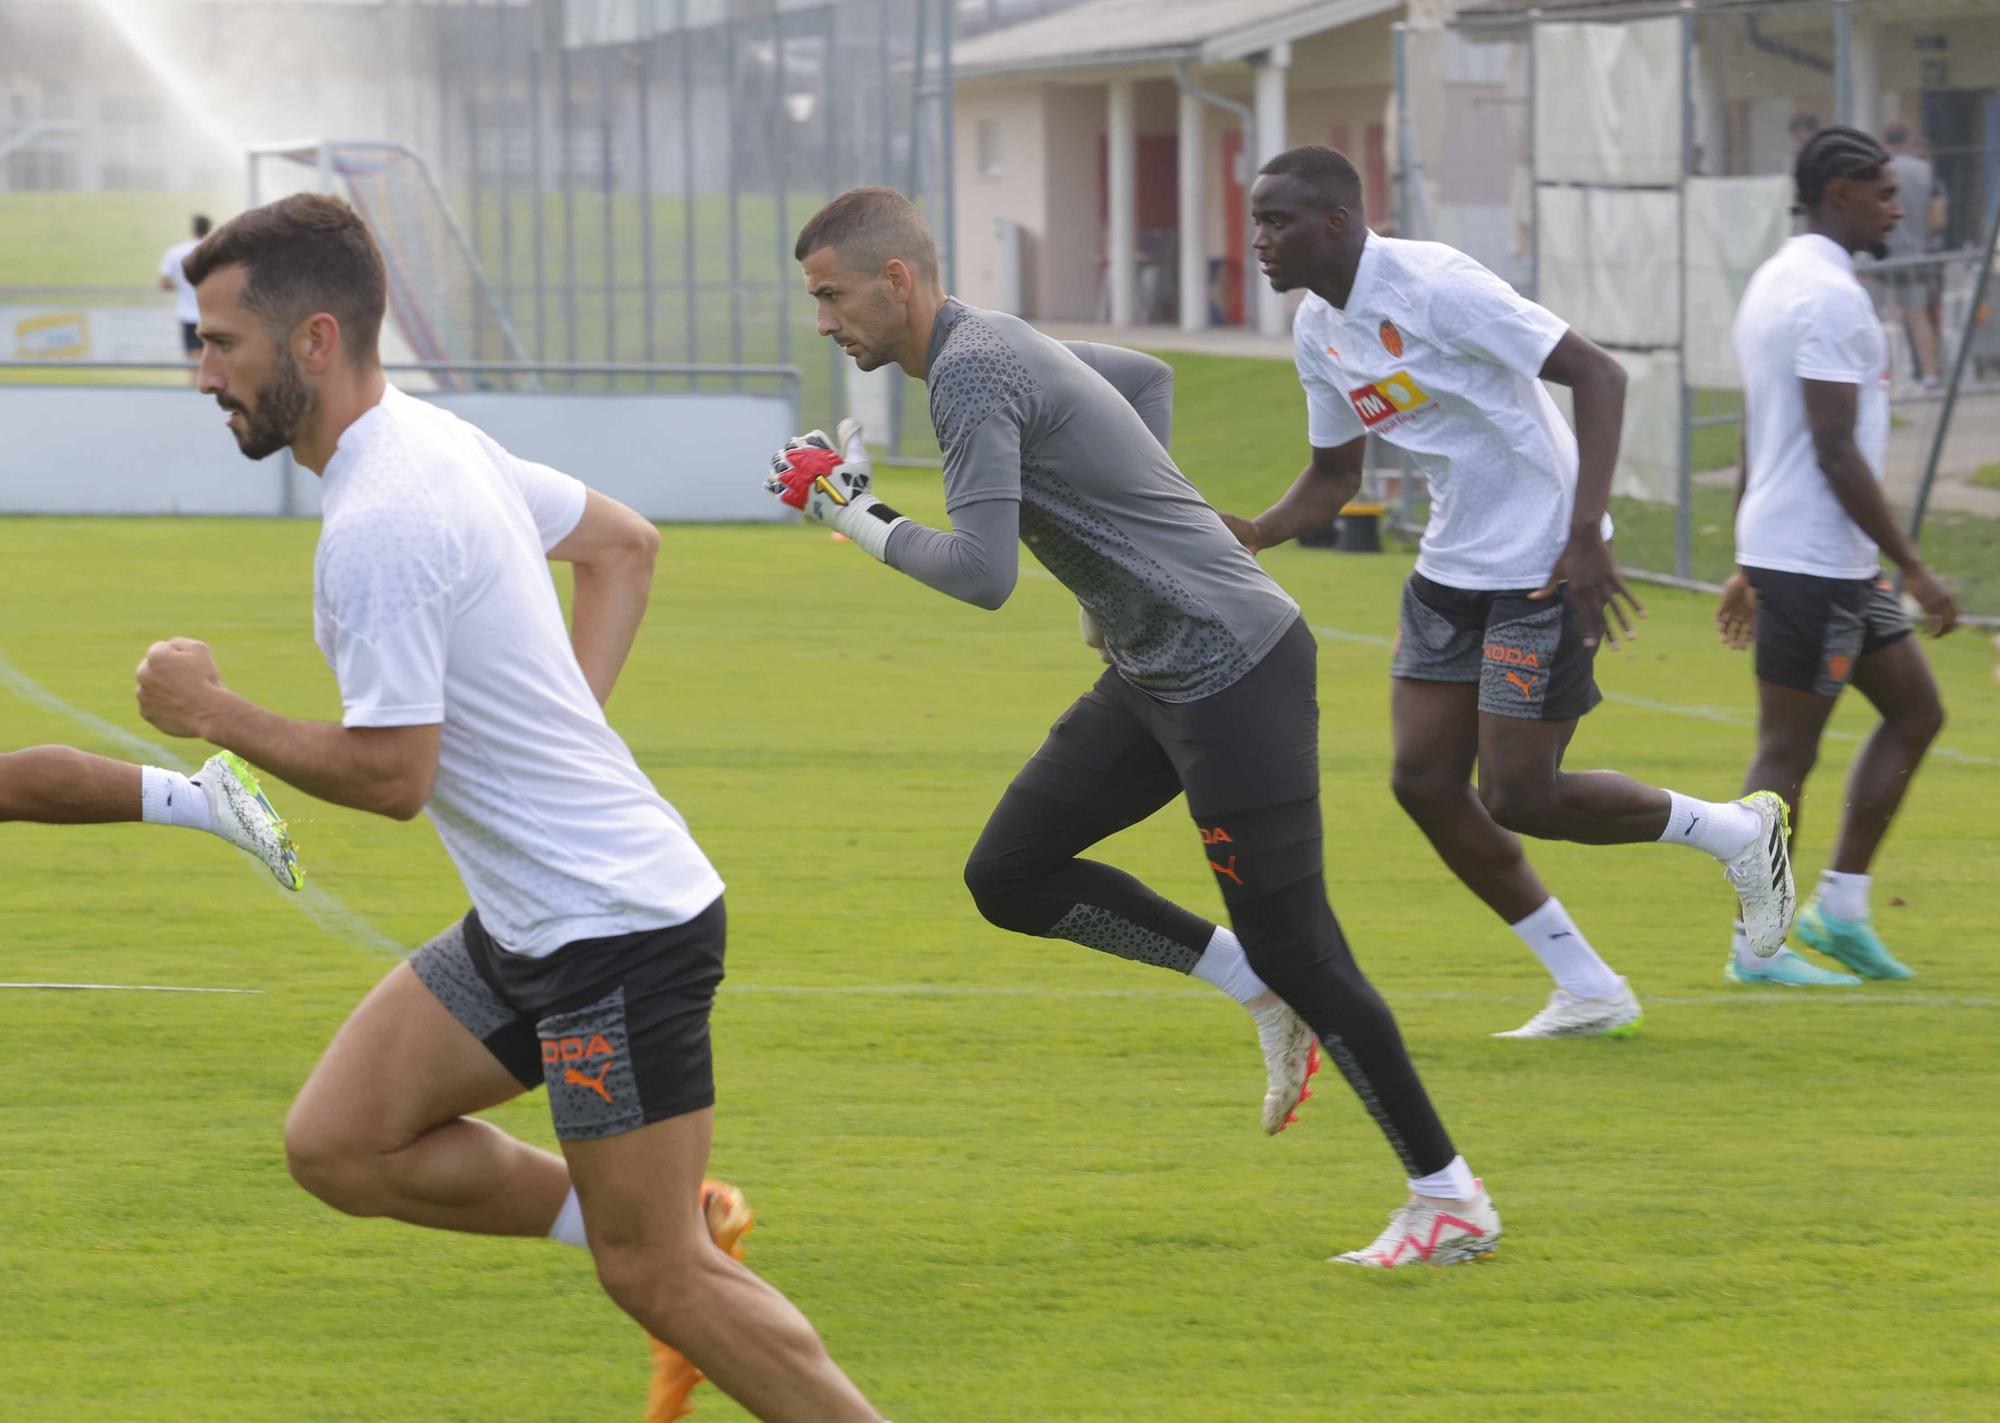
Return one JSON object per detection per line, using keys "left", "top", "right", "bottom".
{"left": 247, "top": 141, "right": 526, "bottom": 389}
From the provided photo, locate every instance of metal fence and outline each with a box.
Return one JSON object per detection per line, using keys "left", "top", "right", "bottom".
{"left": 4, "top": 0, "right": 954, "bottom": 451}
{"left": 1397, "top": 0, "right": 2000, "bottom": 618}
{"left": 415, "top": 0, "right": 956, "bottom": 444}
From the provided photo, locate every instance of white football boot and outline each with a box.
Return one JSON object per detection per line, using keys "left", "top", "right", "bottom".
{"left": 1253, "top": 999, "right": 1319, "bottom": 1134}
{"left": 1493, "top": 978, "right": 1643, "bottom": 1039}
{"left": 196, "top": 751, "right": 304, "bottom": 891}
{"left": 1722, "top": 791, "right": 1794, "bottom": 958}
{"left": 1333, "top": 1182, "right": 1501, "bottom": 1269}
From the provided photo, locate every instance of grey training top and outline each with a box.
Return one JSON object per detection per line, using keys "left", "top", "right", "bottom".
{"left": 883, "top": 298, "right": 1299, "bottom": 703}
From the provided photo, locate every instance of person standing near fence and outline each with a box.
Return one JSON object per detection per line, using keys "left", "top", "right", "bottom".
{"left": 158, "top": 214, "right": 211, "bottom": 384}
{"left": 1879, "top": 123, "right": 1947, "bottom": 387}
{"left": 1717, "top": 125, "right": 1960, "bottom": 988}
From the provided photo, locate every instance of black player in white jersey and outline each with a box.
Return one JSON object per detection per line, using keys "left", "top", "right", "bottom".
{"left": 1222, "top": 145, "right": 1798, "bottom": 1037}
{"left": 1718, "top": 126, "right": 1958, "bottom": 986}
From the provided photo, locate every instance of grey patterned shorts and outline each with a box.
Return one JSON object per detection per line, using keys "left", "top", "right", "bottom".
{"left": 408, "top": 898, "right": 726, "bottom": 1141}
{"left": 1390, "top": 572, "right": 1603, "bottom": 722}
{"left": 1745, "top": 567, "right": 1912, "bottom": 697}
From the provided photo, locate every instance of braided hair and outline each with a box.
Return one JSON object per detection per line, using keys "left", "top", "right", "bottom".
{"left": 1794, "top": 125, "right": 1891, "bottom": 214}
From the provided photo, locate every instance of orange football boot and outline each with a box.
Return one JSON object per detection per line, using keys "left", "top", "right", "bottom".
{"left": 642, "top": 1179, "right": 756, "bottom": 1422}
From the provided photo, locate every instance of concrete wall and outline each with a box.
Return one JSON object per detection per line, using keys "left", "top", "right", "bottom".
{"left": 0, "top": 385, "right": 795, "bottom": 521}
{"left": 955, "top": 83, "right": 1052, "bottom": 313}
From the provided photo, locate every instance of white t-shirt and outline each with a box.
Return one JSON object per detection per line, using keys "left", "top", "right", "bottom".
{"left": 159, "top": 238, "right": 202, "bottom": 324}
{"left": 313, "top": 385, "right": 723, "bottom": 956}
{"left": 1291, "top": 232, "right": 1601, "bottom": 590}
{"left": 1732, "top": 234, "right": 1891, "bottom": 580}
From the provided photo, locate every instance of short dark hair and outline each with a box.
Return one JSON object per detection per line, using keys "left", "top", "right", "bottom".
{"left": 192, "top": 214, "right": 211, "bottom": 237}
{"left": 1257, "top": 144, "right": 1364, "bottom": 216}
{"left": 183, "top": 193, "right": 387, "bottom": 364}
{"left": 1882, "top": 120, "right": 1910, "bottom": 147}
{"left": 793, "top": 186, "right": 940, "bottom": 282}
{"left": 1794, "top": 125, "right": 1891, "bottom": 212}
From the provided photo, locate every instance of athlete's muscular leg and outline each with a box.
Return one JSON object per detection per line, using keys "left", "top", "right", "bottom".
{"left": 1828, "top": 637, "right": 1944, "bottom": 873}
{"left": 284, "top": 961, "right": 569, "bottom": 1235}
{"left": 1739, "top": 679, "right": 1839, "bottom": 841}
{"left": 964, "top": 680, "right": 1213, "bottom": 969}
{"left": 1206, "top": 798, "right": 1458, "bottom": 1178}
{"left": 572, "top": 1110, "right": 882, "bottom": 1423}
{"left": 0, "top": 745, "right": 141, "bottom": 823}
{"left": 1390, "top": 679, "right": 1550, "bottom": 924}
{"left": 1476, "top": 714, "right": 1678, "bottom": 844}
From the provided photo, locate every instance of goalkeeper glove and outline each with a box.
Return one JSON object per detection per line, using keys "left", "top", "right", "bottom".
{"left": 765, "top": 418, "right": 908, "bottom": 562}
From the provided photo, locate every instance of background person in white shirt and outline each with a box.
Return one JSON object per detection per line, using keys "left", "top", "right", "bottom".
{"left": 1221, "top": 145, "right": 1796, "bottom": 1039}
{"left": 158, "top": 214, "right": 211, "bottom": 384}
{"left": 132, "top": 194, "right": 884, "bottom": 1423}
{"left": 1718, "top": 126, "right": 1959, "bottom": 987}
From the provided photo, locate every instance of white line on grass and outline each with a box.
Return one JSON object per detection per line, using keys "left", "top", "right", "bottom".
{"left": 0, "top": 646, "right": 404, "bottom": 952}
{"left": 1303, "top": 621, "right": 1995, "bottom": 768}
{"left": 884, "top": 571, "right": 1998, "bottom": 765}
{"left": 0, "top": 982, "right": 264, "bottom": 995}
{"left": 724, "top": 982, "right": 1995, "bottom": 1009}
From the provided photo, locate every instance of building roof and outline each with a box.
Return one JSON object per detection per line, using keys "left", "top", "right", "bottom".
{"left": 950, "top": 0, "right": 1402, "bottom": 78}
{"left": 1449, "top": 0, "right": 1948, "bottom": 27}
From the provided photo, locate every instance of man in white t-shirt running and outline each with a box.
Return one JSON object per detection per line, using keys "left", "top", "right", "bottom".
{"left": 1718, "top": 126, "right": 1958, "bottom": 987}
{"left": 1220, "top": 145, "right": 1797, "bottom": 1036}
{"left": 131, "top": 194, "right": 882, "bottom": 1423}
{"left": 159, "top": 214, "right": 212, "bottom": 383}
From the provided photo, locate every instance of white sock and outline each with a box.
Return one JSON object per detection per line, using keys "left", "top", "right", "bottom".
{"left": 1658, "top": 790, "right": 1759, "bottom": 860}
{"left": 140, "top": 765, "right": 212, "bottom": 832}
{"left": 1190, "top": 925, "right": 1270, "bottom": 1005}
{"left": 547, "top": 1187, "right": 588, "bottom": 1249}
{"left": 1510, "top": 897, "right": 1622, "bottom": 999}
{"left": 1408, "top": 1154, "right": 1478, "bottom": 1201}
{"left": 1729, "top": 920, "right": 1762, "bottom": 970}
{"left": 1818, "top": 870, "right": 1871, "bottom": 921}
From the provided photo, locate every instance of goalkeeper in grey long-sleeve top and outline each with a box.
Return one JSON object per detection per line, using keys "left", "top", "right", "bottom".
{"left": 767, "top": 186, "right": 1499, "bottom": 1268}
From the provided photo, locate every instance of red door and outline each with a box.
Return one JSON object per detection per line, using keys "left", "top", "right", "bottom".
{"left": 1221, "top": 129, "right": 1246, "bottom": 326}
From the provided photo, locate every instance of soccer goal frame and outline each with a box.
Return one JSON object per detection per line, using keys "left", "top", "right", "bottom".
{"left": 246, "top": 138, "right": 530, "bottom": 385}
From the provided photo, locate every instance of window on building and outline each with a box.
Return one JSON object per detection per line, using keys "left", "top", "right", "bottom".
{"left": 978, "top": 118, "right": 1002, "bottom": 179}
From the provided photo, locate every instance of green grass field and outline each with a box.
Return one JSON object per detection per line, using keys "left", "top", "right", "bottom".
{"left": 3, "top": 479, "right": 1997, "bottom": 1420}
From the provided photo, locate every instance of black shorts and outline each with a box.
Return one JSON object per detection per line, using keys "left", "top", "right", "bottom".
{"left": 409, "top": 897, "right": 726, "bottom": 1141}
{"left": 1389, "top": 571, "right": 1602, "bottom": 721}
{"left": 1012, "top": 616, "right": 1325, "bottom": 893}
{"left": 180, "top": 321, "right": 201, "bottom": 355}
{"left": 1746, "top": 567, "right": 1912, "bottom": 697}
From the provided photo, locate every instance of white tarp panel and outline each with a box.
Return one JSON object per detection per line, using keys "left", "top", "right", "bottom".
{"left": 1534, "top": 185, "right": 1680, "bottom": 348}
{"left": 1533, "top": 19, "right": 1683, "bottom": 187}
{"left": 1683, "top": 175, "right": 1793, "bottom": 389}
{"left": 0, "top": 385, "right": 794, "bottom": 521}
{"left": 1548, "top": 348, "right": 1681, "bottom": 504}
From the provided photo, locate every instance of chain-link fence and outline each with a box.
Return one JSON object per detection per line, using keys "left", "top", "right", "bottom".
{"left": 4, "top": 0, "right": 954, "bottom": 445}
{"left": 1399, "top": 0, "right": 2000, "bottom": 619}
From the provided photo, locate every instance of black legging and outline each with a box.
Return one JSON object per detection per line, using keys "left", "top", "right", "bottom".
{"left": 961, "top": 622, "right": 1459, "bottom": 1179}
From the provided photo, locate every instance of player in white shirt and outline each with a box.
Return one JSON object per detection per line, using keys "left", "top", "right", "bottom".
{"left": 1220, "top": 146, "right": 1797, "bottom": 1036}
{"left": 1718, "top": 126, "right": 1959, "bottom": 986}
{"left": 158, "top": 214, "right": 212, "bottom": 384}
{"left": 131, "top": 194, "right": 883, "bottom": 1423}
